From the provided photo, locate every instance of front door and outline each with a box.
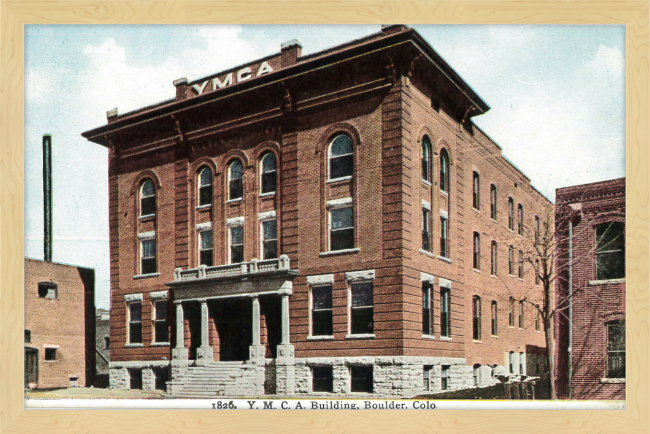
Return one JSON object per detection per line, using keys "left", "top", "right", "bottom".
{"left": 24, "top": 347, "right": 38, "bottom": 388}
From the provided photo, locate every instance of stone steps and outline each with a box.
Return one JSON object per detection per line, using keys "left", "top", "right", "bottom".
{"left": 169, "top": 363, "right": 252, "bottom": 397}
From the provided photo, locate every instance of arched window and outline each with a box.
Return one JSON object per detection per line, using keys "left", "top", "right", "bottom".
{"left": 491, "top": 301, "right": 498, "bottom": 336}
{"left": 508, "top": 197, "right": 514, "bottom": 230}
{"left": 260, "top": 152, "right": 277, "bottom": 194}
{"left": 329, "top": 134, "right": 353, "bottom": 180}
{"left": 140, "top": 180, "right": 155, "bottom": 217}
{"left": 440, "top": 149, "right": 450, "bottom": 193}
{"left": 473, "top": 232, "right": 481, "bottom": 270}
{"left": 198, "top": 167, "right": 212, "bottom": 206}
{"left": 490, "top": 184, "right": 497, "bottom": 220}
{"left": 421, "top": 137, "right": 431, "bottom": 182}
{"left": 491, "top": 241, "right": 498, "bottom": 276}
{"left": 473, "top": 364, "right": 481, "bottom": 386}
{"left": 228, "top": 159, "right": 244, "bottom": 200}
{"left": 472, "top": 171, "right": 480, "bottom": 210}
{"left": 472, "top": 296, "right": 481, "bottom": 340}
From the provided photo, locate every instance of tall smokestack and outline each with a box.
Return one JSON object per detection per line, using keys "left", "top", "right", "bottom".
{"left": 43, "top": 134, "right": 52, "bottom": 262}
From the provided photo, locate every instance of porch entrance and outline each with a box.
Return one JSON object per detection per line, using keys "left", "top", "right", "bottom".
{"left": 213, "top": 297, "right": 252, "bottom": 361}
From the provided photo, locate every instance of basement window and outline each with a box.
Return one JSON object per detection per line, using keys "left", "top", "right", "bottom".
{"left": 38, "top": 282, "right": 58, "bottom": 299}
{"left": 312, "top": 366, "right": 333, "bottom": 392}
{"left": 25, "top": 329, "right": 31, "bottom": 343}
{"left": 350, "top": 366, "right": 373, "bottom": 393}
{"left": 45, "top": 348, "right": 57, "bottom": 361}
{"left": 129, "top": 368, "right": 143, "bottom": 390}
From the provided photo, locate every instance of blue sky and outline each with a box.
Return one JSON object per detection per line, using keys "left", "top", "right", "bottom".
{"left": 24, "top": 25, "right": 625, "bottom": 309}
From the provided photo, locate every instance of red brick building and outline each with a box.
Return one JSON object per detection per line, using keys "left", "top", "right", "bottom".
{"left": 82, "top": 25, "right": 549, "bottom": 397}
{"left": 554, "top": 178, "right": 625, "bottom": 400}
{"left": 24, "top": 258, "right": 95, "bottom": 389}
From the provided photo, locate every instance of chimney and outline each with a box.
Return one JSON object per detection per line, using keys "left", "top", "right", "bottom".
{"left": 173, "top": 78, "right": 188, "bottom": 102}
{"left": 281, "top": 39, "right": 302, "bottom": 68}
{"left": 381, "top": 24, "right": 409, "bottom": 35}
{"left": 42, "top": 134, "right": 53, "bottom": 262}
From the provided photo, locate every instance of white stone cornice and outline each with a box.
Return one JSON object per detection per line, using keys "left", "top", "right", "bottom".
{"left": 345, "top": 269, "right": 375, "bottom": 282}
{"left": 124, "top": 293, "right": 143, "bottom": 302}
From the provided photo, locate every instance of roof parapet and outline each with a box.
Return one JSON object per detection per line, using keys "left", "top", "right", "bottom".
{"left": 281, "top": 39, "right": 302, "bottom": 67}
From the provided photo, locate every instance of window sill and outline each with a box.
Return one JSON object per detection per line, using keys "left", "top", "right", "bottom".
{"left": 259, "top": 192, "right": 276, "bottom": 198}
{"left": 319, "top": 248, "right": 360, "bottom": 257}
{"left": 307, "top": 336, "right": 335, "bottom": 341}
{"left": 419, "top": 249, "right": 434, "bottom": 258}
{"left": 151, "top": 342, "right": 170, "bottom": 347}
{"left": 125, "top": 343, "right": 144, "bottom": 348}
{"left": 519, "top": 278, "right": 525, "bottom": 282}
{"left": 589, "top": 278, "right": 625, "bottom": 286}
{"left": 472, "top": 340, "right": 482, "bottom": 343}
{"left": 326, "top": 176, "right": 352, "bottom": 184}
{"left": 472, "top": 268, "right": 481, "bottom": 274}
{"left": 439, "top": 336, "right": 452, "bottom": 341}
{"left": 345, "top": 334, "right": 375, "bottom": 340}
{"left": 227, "top": 198, "right": 243, "bottom": 204}
{"left": 437, "top": 255, "right": 452, "bottom": 263}
{"left": 491, "top": 275, "right": 498, "bottom": 279}
{"left": 133, "top": 273, "right": 160, "bottom": 280}
{"left": 138, "top": 214, "right": 155, "bottom": 221}
{"left": 491, "top": 218, "right": 498, "bottom": 224}
{"left": 473, "top": 208, "right": 480, "bottom": 214}
{"left": 196, "top": 204, "right": 211, "bottom": 210}
{"left": 44, "top": 360, "right": 60, "bottom": 363}
{"left": 422, "top": 180, "right": 432, "bottom": 187}
{"left": 422, "top": 334, "right": 436, "bottom": 340}
{"left": 491, "top": 335, "right": 498, "bottom": 339}
{"left": 600, "top": 378, "right": 625, "bottom": 384}
{"left": 440, "top": 190, "right": 449, "bottom": 197}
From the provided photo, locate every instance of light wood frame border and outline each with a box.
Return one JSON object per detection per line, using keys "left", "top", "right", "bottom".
{"left": 1, "top": 2, "right": 647, "bottom": 433}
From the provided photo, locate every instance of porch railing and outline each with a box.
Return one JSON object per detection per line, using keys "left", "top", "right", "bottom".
{"left": 174, "top": 255, "right": 290, "bottom": 281}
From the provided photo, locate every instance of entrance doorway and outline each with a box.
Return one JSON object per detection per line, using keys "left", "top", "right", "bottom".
{"left": 213, "top": 298, "right": 252, "bottom": 361}
{"left": 24, "top": 347, "right": 38, "bottom": 388}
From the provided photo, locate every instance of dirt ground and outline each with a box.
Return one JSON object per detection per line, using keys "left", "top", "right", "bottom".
{"left": 25, "top": 387, "right": 165, "bottom": 399}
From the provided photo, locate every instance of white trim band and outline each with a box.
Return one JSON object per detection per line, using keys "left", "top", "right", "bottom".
{"left": 138, "top": 231, "right": 155, "bottom": 240}
{"left": 149, "top": 290, "right": 169, "bottom": 300}
{"left": 226, "top": 216, "right": 245, "bottom": 226}
{"left": 196, "top": 222, "right": 212, "bottom": 231}
{"left": 326, "top": 197, "right": 353, "bottom": 209}
{"left": 124, "top": 293, "right": 143, "bottom": 302}
{"left": 258, "top": 210, "right": 277, "bottom": 221}
{"left": 346, "top": 269, "right": 375, "bottom": 282}
{"left": 307, "top": 274, "right": 335, "bottom": 285}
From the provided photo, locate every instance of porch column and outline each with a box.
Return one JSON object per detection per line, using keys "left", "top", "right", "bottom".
{"left": 172, "top": 301, "right": 189, "bottom": 363}
{"left": 196, "top": 298, "right": 214, "bottom": 364}
{"left": 276, "top": 281, "right": 295, "bottom": 396}
{"left": 279, "top": 283, "right": 292, "bottom": 345}
{"left": 249, "top": 294, "right": 265, "bottom": 363}
{"left": 252, "top": 295, "right": 261, "bottom": 346}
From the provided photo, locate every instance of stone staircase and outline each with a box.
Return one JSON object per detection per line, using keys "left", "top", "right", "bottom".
{"left": 167, "top": 361, "right": 264, "bottom": 398}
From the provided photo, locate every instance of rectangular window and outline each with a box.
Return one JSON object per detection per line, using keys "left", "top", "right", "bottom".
{"left": 422, "top": 283, "right": 432, "bottom": 335}
{"left": 104, "top": 336, "right": 110, "bottom": 349}
{"left": 153, "top": 300, "right": 169, "bottom": 343}
{"left": 473, "top": 365, "right": 480, "bottom": 386}
{"left": 519, "top": 300, "right": 525, "bottom": 329}
{"left": 230, "top": 225, "right": 244, "bottom": 264}
{"left": 423, "top": 365, "right": 433, "bottom": 391}
{"left": 129, "top": 302, "right": 142, "bottom": 344}
{"left": 312, "top": 285, "right": 333, "bottom": 336}
{"left": 472, "top": 296, "right": 481, "bottom": 340}
{"left": 129, "top": 368, "right": 143, "bottom": 390}
{"left": 509, "top": 352, "right": 515, "bottom": 374}
{"left": 508, "top": 198, "right": 514, "bottom": 230}
{"left": 312, "top": 366, "right": 334, "bottom": 392}
{"left": 262, "top": 219, "right": 278, "bottom": 260}
{"left": 535, "top": 216, "right": 540, "bottom": 244}
{"left": 509, "top": 297, "right": 515, "bottom": 327}
{"left": 518, "top": 250, "right": 524, "bottom": 279}
{"left": 25, "top": 329, "right": 31, "bottom": 343}
{"left": 330, "top": 206, "right": 354, "bottom": 251}
{"left": 440, "top": 216, "right": 449, "bottom": 258}
{"left": 350, "top": 366, "right": 373, "bottom": 393}
{"left": 441, "top": 365, "right": 450, "bottom": 390}
{"left": 535, "top": 309, "right": 541, "bottom": 331}
{"left": 606, "top": 320, "right": 625, "bottom": 378}
{"left": 491, "top": 241, "right": 497, "bottom": 275}
{"left": 473, "top": 232, "right": 480, "bottom": 270}
{"left": 491, "top": 301, "right": 498, "bottom": 336}
{"left": 440, "top": 287, "right": 450, "bottom": 337}
{"left": 508, "top": 246, "right": 514, "bottom": 275}
{"left": 535, "top": 260, "right": 541, "bottom": 285}
{"left": 38, "top": 282, "right": 58, "bottom": 299}
{"left": 45, "top": 348, "right": 57, "bottom": 361}
{"left": 473, "top": 172, "right": 480, "bottom": 210}
{"left": 490, "top": 185, "right": 497, "bottom": 220}
{"left": 422, "top": 208, "right": 431, "bottom": 252}
{"left": 199, "top": 230, "right": 213, "bottom": 266}
{"left": 596, "top": 222, "right": 625, "bottom": 280}
{"left": 141, "top": 239, "right": 156, "bottom": 274}
{"left": 520, "top": 352, "right": 525, "bottom": 375}
{"left": 518, "top": 204, "right": 524, "bottom": 235}
{"left": 351, "top": 282, "right": 373, "bottom": 335}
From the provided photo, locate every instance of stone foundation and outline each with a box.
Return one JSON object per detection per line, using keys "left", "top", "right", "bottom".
{"left": 109, "top": 360, "right": 170, "bottom": 390}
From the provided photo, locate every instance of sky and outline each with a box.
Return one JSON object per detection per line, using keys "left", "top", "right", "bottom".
{"left": 24, "top": 25, "right": 626, "bottom": 309}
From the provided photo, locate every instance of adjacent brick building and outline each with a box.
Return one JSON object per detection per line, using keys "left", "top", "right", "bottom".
{"left": 82, "top": 25, "right": 549, "bottom": 397}
{"left": 554, "top": 178, "right": 625, "bottom": 400}
{"left": 24, "top": 258, "right": 95, "bottom": 389}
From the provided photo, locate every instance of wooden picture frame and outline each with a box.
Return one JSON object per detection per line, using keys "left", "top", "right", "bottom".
{"left": 1, "top": 1, "right": 647, "bottom": 433}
